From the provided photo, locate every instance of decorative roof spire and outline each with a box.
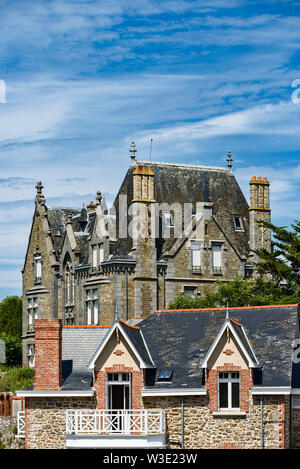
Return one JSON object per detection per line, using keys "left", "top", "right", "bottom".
{"left": 130, "top": 141, "right": 137, "bottom": 161}
{"left": 226, "top": 150, "right": 233, "bottom": 171}
{"left": 35, "top": 181, "right": 45, "bottom": 204}
{"left": 96, "top": 191, "right": 102, "bottom": 206}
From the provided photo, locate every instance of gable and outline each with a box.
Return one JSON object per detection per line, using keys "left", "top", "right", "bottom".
{"left": 207, "top": 328, "right": 249, "bottom": 370}
{"left": 94, "top": 328, "right": 141, "bottom": 372}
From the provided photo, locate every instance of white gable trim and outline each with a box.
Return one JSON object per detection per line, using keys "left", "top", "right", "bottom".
{"left": 88, "top": 321, "right": 150, "bottom": 370}
{"left": 201, "top": 319, "right": 259, "bottom": 369}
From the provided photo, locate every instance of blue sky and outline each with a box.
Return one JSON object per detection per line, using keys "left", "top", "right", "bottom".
{"left": 0, "top": 0, "right": 300, "bottom": 300}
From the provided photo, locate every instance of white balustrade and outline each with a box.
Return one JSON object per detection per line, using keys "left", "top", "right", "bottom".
{"left": 66, "top": 409, "right": 165, "bottom": 435}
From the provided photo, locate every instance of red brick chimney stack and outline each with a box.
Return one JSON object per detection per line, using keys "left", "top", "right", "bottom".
{"left": 34, "top": 319, "right": 62, "bottom": 390}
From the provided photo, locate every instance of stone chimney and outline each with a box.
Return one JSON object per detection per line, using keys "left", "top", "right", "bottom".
{"left": 34, "top": 319, "right": 62, "bottom": 390}
{"left": 249, "top": 176, "right": 271, "bottom": 257}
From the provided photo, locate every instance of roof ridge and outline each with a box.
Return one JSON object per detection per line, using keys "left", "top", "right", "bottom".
{"left": 63, "top": 325, "right": 110, "bottom": 329}
{"left": 153, "top": 304, "right": 299, "bottom": 313}
{"left": 134, "top": 160, "right": 231, "bottom": 172}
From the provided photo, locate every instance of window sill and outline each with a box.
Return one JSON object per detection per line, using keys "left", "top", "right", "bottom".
{"left": 212, "top": 411, "right": 246, "bottom": 418}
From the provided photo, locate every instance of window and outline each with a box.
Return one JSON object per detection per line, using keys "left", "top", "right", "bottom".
{"left": 162, "top": 211, "right": 173, "bottom": 227}
{"left": 183, "top": 286, "right": 197, "bottom": 297}
{"left": 85, "top": 289, "right": 99, "bottom": 325}
{"left": 107, "top": 373, "right": 130, "bottom": 382}
{"left": 35, "top": 256, "right": 42, "bottom": 283}
{"left": 158, "top": 370, "right": 173, "bottom": 381}
{"left": 65, "top": 261, "right": 74, "bottom": 304}
{"left": 212, "top": 244, "right": 222, "bottom": 274}
{"left": 292, "top": 395, "right": 300, "bottom": 408}
{"left": 27, "top": 344, "right": 35, "bottom": 368}
{"left": 233, "top": 217, "right": 244, "bottom": 232}
{"left": 190, "top": 240, "right": 201, "bottom": 272}
{"left": 218, "top": 372, "right": 240, "bottom": 410}
{"left": 27, "top": 297, "right": 38, "bottom": 332}
{"left": 92, "top": 243, "right": 104, "bottom": 271}
{"left": 92, "top": 245, "right": 97, "bottom": 271}
{"left": 99, "top": 243, "right": 104, "bottom": 264}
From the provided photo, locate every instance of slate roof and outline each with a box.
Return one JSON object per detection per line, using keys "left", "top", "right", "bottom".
{"left": 114, "top": 161, "right": 250, "bottom": 260}
{"left": 61, "top": 326, "right": 109, "bottom": 390}
{"left": 138, "top": 305, "right": 300, "bottom": 389}
{"left": 118, "top": 321, "right": 154, "bottom": 368}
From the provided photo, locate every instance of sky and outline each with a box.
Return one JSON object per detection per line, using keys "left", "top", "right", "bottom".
{"left": 0, "top": 0, "right": 300, "bottom": 300}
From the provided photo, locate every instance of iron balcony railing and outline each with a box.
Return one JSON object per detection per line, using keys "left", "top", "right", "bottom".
{"left": 66, "top": 409, "right": 166, "bottom": 435}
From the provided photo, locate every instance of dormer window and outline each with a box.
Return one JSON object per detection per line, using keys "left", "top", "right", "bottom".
{"left": 233, "top": 217, "right": 244, "bottom": 232}
{"left": 35, "top": 256, "right": 42, "bottom": 283}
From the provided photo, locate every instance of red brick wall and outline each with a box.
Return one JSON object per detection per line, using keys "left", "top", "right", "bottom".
{"left": 94, "top": 364, "right": 144, "bottom": 409}
{"left": 34, "top": 319, "right": 62, "bottom": 390}
{"left": 205, "top": 364, "right": 252, "bottom": 413}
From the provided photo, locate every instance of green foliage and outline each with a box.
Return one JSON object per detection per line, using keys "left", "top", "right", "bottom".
{"left": 254, "top": 220, "right": 300, "bottom": 285}
{"left": 0, "top": 296, "right": 22, "bottom": 338}
{"left": 0, "top": 333, "right": 22, "bottom": 367}
{"left": 168, "top": 275, "right": 300, "bottom": 310}
{"left": 0, "top": 367, "right": 35, "bottom": 393}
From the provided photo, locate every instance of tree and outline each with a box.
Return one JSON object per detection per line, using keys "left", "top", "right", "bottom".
{"left": 254, "top": 220, "right": 300, "bottom": 284}
{"left": 0, "top": 332, "right": 22, "bottom": 367}
{"left": 168, "top": 275, "right": 300, "bottom": 310}
{"left": 0, "top": 296, "right": 22, "bottom": 338}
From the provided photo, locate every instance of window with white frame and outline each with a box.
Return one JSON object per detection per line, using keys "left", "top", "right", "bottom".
{"left": 190, "top": 240, "right": 202, "bottom": 272}
{"left": 212, "top": 243, "right": 222, "bottom": 274}
{"left": 27, "top": 297, "right": 38, "bottom": 332}
{"left": 233, "top": 216, "right": 244, "bottom": 232}
{"left": 218, "top": 372, "right": 240, "bottom": 410}
{"left": 85, "top": 289, "right": 99, "bottom": 325}
{"left": 35, "top": 256, "right": 42, "bottom": 282}
{"left": 99, "top": 243, "right": 104, "bottom": 264}
{"left": 27, "top": 344, "right": 35, "bottom": 368}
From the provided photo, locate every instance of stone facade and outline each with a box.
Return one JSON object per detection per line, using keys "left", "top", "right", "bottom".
{"left": 24, "top": 396, "right": 96, "bottom": 449}
{"left": 143, "top": 394, "right": 290, "bottom": 449}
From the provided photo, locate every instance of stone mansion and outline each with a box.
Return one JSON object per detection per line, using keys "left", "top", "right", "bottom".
{"left": 22, "top": 150, "right": 271, "bottom": 367}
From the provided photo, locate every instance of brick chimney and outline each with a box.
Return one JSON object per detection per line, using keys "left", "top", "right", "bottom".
{"left": 34, "top": 319, "right": 62, "bottom": 390}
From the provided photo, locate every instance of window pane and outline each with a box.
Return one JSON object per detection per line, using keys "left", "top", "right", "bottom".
{"left": 192, "top": 248, "right": 201, "bottom": 267}
{"left": 232, "top": 382, "right": 240, "bottom": 408}
{"left": 99, "top": 244, "right": 104, "bottom": 264}
{"left": 92, "top": 245, "right": 97, "bottom": 268}
{"left": 93, "top": 301, "right": 99, "bottom": 325}
{"left": 219, "top": 382, "right": 228, "bottom": 408}
{"left": 212, "top": 245, "right": 221, "bottom": 267}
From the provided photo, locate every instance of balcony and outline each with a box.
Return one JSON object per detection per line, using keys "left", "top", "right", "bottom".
{"left": 17, "top": 411, "right": 25, "bottom": 438}
{"left": 65, "top": 409, "right": 167, "bottom": 449}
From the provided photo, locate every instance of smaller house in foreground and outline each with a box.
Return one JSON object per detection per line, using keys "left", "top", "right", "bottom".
{"left": 16, "top": 304, "right": 300, "bottom": 449}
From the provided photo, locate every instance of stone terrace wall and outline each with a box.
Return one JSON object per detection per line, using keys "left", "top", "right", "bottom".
{"left": 25, "top": 396, "right": 96, "bottom": 449}
{"left": 0, "top": 417, "right": 24, "bottom": 449}
{"left": 143, "top": 394, "right": 290, "bottom": 449}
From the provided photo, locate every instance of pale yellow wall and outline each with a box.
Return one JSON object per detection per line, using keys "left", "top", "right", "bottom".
{"left": 207, "top": 328, "right": 249, "bottom": 370}
{"left": 95, "top": 329, "right": 141, "bottom": 372}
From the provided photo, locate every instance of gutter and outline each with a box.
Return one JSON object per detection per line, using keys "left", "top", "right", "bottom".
{"left": 16, "top": 390, "right": 95, "bottom": 398}
{"left": 141, "top": 388, "right": 207, "bottom": 397}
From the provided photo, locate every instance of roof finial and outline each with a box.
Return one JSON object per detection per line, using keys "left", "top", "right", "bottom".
{"left": 130, "top": 141, "right": 137, "bottom": 161}
{"left": 35, "top": 181, "right": 45, "bottom": 204}
{"left": 226, "top": 149, "right": 233, "bottom": 171}
{"left": 96, "top": 191, "right": 102, "bottom": 206}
